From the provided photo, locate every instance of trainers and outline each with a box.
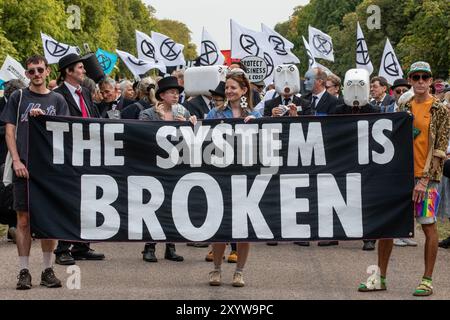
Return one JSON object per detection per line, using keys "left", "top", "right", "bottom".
{"left": 16, "top": 269, "right": 32, "bottom": 290}
{"left": 227, "top": 251, "right": 238, "bottom": 263}
{"left": 439, "top": 236, "right": 450, "bottom": 249}
{"left": 7, "top": 227, "right": 17, "bottom": 244}
{"left": 393, "top": 239, "right": 407, "bottom": 247}
{"left": 402, "top": 238, "right": 418, "bottom": 247}
{"left": 232, "top": 272, "right": 245, "bottom": 287}
{"left": 209, "top": 270, "right": 221, "bottom": 286}
{"left": 40, "top": 268, "right": 62, "bottom": 288}
{"left": 362, "top": 240, "right": 376, "bottom": 251}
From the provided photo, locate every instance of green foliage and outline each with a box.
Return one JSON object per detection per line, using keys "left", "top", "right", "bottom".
{"left": 275, "top": 0, "right": 449, "bottom": 79}
{"left": 0, "top": 0, "right": 196, "bottom": 78}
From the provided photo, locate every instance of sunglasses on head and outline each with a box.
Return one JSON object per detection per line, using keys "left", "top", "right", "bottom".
{"left": 27, "top": 67, "right": 45, "bottom": 75}
{"left": 395, "top": 88, "right": 409, "bottom": 95}
{"left": 410, "top": 74, "right": 431, "bottom": 82}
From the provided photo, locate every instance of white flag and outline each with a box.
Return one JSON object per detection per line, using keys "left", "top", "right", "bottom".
{"left": 261, "top": 23, "right": 300, "bottom": 65}
{"left": 135, "top": 30, "right": 167, "bottom": 74}
{"left": 356, "top": 22, "right": 373, "bottom": 75}
{"left": 308, "top": 26, "right": 334, "bottom": 62}
{"left": 116, "top": 50, "right": 157, "bottom": 80}
{"left": 200, "top": 28, "right": 225, "bottom": 66}
{"left": 378, "top": 38, "right": 403, "bottom": 85}
{"left": 151, "top": 31, "right": 185, "bottom": 67}
{"left": 41, "top": 33, "right": 80, "bottom": 65}
{"left": 0, "top": 55, "right": 30, "bottom": 85}
{"left": 230, "top": 19, "right": 268, "bottom": 59}
{"left": 302, "top": 36, "right": 317, "bottom": 70}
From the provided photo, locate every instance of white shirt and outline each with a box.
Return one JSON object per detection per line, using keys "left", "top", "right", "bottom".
{"left": 312, "top": 89, "right": 326, "bottom": 108}
{"left": 64, "top": 81, "right": 82, "bottom": 110}
{"left": 202, "top": 95, "right": 213, "bottom": 110}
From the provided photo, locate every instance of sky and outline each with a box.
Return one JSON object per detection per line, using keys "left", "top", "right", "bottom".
{"left": 143, "top": 0, "right": 309, "bottom": 54}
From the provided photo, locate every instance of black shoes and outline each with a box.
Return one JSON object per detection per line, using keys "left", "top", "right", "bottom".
{"left": 294, "top": 241, "right": 310, "bottom": 247}
{"left": 186, "top": 243, "right": 209, "bottom": 248}
{"left": 16, "top": 269, "right": 32, "bottom": 290}
{"left": 142, "top": 245, "right": 158, "bottom": 262}
{"left": 55, "top": 252, "right": 75, "bottom": 265}
{"left": 318, "top": 241, "right": 339, "bottom": 247}
{"left": 439, "top": 236, "right": 450, "bottom": 249}
{"left": 72, "top": 249, "right": 105, "bottom": 261}
{"left": 40, "top": 268, "right": 62, "bottom": 288}
{"left": 165, "top": 244, "right": 184, "bottom": 262}
{"left": 362, "top": 240, "right": 376, "bottom": 251}
{"left": 266, "top": 242, "right": 278, "bottom": 246}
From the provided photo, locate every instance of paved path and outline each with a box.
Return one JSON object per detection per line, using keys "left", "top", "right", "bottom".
{"left": 0, "top": 231, "right": 449, "bottom": 300}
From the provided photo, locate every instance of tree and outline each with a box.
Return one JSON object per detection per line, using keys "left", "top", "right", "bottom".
{"left": 275, "top": 0, "right": 449, "bottom": 79}
{"left": 0, "top": 0, "right": 69, "bottom": 63}
{"left": 155, "top": 19, "right": 197, "bottom": 60}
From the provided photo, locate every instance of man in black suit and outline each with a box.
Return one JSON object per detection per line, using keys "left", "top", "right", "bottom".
{"left": 302, "top": 67, "right": 338, "bottom": 116}
{"left": 53, "top": 54, "right": 105, "bottom": 265}
{"left": 369, "top": 76, "right": 395, "bottom": 111}
{"left": 264, "top": 93, "right": 305, "bottom": 117}
{"left": 97, "top": 77, "right": 134, "bottom": 118}
{"left": 183, "top": 94, "right": 214, "bottom": 119}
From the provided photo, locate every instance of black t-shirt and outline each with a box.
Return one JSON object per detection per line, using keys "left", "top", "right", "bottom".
{"left": 0, "top": 88, "right": 69, "bottom": 163}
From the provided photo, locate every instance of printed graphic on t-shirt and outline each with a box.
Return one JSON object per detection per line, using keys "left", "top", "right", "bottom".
{"left": 20, "top": 103, "right": 57, "bottom": 122}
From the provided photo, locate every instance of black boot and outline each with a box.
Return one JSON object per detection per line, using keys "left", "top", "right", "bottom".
{"left": 165, "top": 243, "right": 184, "bottom": 262}
{"left": 142, "top": 243, "right": 157, "bottom": 262}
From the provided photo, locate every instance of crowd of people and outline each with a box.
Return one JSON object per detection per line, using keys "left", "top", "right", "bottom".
{"left": 0, "top": 52, "right": 449, "bottom": 296}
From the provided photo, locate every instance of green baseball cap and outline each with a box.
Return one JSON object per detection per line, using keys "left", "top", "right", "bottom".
{"left": 408, "top": 61, "right": 432, "bottom": 77}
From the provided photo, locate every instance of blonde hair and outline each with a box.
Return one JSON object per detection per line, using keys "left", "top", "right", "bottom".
{"left": 138, "top": 77, "right": 158, "bottom": 106}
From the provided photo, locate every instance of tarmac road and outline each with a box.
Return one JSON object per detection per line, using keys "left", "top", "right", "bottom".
{"left": 0, "top": 231, "right": 449, "bottom": 300}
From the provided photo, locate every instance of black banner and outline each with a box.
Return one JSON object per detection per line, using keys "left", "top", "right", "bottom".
{"left": 28, "top": 113, "right": 414, "bottom": 242}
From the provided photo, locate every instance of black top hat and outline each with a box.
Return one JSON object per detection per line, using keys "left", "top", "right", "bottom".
{"left": 58, "top": 53, "right": 85, "bottom": 72}
{"left": 391, "top": 78, "right": 411, "bottom": 90}
{"left": 209, "top": 81, "right": 225, "bottom": 98}
{"left": 156, "top": 76, "right": 184, "bottom": 100}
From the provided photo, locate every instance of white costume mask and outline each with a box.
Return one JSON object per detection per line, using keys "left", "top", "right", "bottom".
{"left": 343, "top": 69, "right": 370, "bottom": 107}
{"left": 274, "top": 64, "right": 300, "bottom": 96}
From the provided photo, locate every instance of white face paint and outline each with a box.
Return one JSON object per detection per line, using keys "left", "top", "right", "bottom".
{"left": 343, "top": 69, "right": 370, "bottom": 107}
{"left": 274, "top": 64, "right": 300, "bottom": 97}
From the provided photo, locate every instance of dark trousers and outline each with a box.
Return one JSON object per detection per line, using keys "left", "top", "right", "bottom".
{"left": 0, "top": 209, "right": 16, "bottom": 228}
{"left": 54, "top": 241, "right": 90, "bottom": 255}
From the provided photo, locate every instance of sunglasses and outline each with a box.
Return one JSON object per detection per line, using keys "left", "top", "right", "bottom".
{"left": 27, "top": 67, "right": 45, "bottom": 75}
{"left": 410, "top": 74, "right": 431, "bottom": 82}
{"left": 395, "top": 88, "right": 409, "bottom": 95}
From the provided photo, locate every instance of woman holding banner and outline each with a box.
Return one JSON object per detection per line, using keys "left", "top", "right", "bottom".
{"left": 205, "top": 69, "right": 261, "bottom": 287}
{"left": 138, "top": 76, "right": 195, "bottom": 263}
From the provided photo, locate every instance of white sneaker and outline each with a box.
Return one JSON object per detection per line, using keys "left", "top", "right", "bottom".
{"left": 393, "top": 239, "right": 407, "bottom": 247}
{"left": 401, "top": 238, "right": 418, "bottom": 247}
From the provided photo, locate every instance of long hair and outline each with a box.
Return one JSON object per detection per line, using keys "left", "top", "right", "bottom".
{"left": 222, "top": 69, "right": 254, "bottom": 117}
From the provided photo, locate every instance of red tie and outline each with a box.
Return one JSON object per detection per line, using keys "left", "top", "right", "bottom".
{"left": 75, "top": 88, "right": 89, "bottom": 118}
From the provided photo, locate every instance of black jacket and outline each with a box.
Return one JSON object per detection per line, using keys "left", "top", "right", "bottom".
{"left": 370, "top": 94, "right": 395, "bottom": 108}
{"left": 121, "top": 99, "right": 153, "bottom": 120}
{"left": 334, "top": 104, "right": 381, "bottom": 114}
{"left": 183, "top": 95, "right": 210, "bottom": 119}
{"left": 304, "top": 91, "right": 338, "bottom": 115}
{"left": 97, "top": 96, "right": 135, "bottom": 118}
{"left": 54, "top": 84, "right": 100, "bottom": 118}
{"left": 263, "top": 95, "right": 306, "bottom": 117}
